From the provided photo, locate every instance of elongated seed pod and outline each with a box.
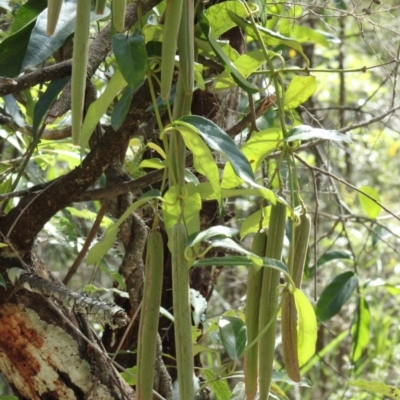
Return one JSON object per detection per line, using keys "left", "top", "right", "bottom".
{"left": 244, "top": 230, "right": 267, "bottom": 400}
{"left": 171, "top": 223, "right": 194, "bottom": 400}
{"left": 292, "top": 212, "right": 311, "bottom": 289}
{"left": 258, "top": 201, "right": 287, "bottom": 400}
{"left": 281, "top": 291, "right": 301, "bottom": 382}
{"left": 47, "top": 0, "right": 63, "bottom": 36}
{"left": 112, "top": 0, "right": 126, "bottom": 32}
{"left": 71, "top": 0, "right": 91, "bottom": 145}
{"left": 95, "top": 0, "right": 108, "bottom": 15}
{"left": 137, "top": 231, "right": 164, "bottom": 400}
{"left": 160, "top": 0, "right": 184, "bottom": 100}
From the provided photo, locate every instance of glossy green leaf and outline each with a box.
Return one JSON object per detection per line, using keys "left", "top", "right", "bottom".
{"left": 358, "top": 185, "right": 381, "bottom": 219}
{"left": 316, "top": 271, "right": 358, "bottom": 321}
{"left": 349, "top": 380, "right": 400, "bottom": 399}
{"left": 32, "top": 76, "right": 70, "bottom": 141}
{"left": 178, "top": 116, "right": 275, "bottom": 202}
{"left": 219, "top": 316, "right": 247, "bottom": 360}
{"left": 240, "top": 206, "right": 271, "bottom": 239}
{"left": 87, "top": 190, "right": 161, "bottom": 264}
{"left": 0, "top": 22, "right": 34, "bottom": 77}
{"left": 351, "top": 297, "right": 370, "bottom": 362}
{"left": 10, "top": 0, "right": 47, "bottom": 33}
{"left": 228, "top": 11, "right": 310, "bottom": 67}
{"left": 197, "top": 9, "right": 259, "bottom": 94}
{"left": 221, "top": 127, "right": 282, "bottom": 189}
{"left": 139, "top": 158, "right": 165, "bottom": 169}
{"left": 111, "top": 85, "right": 135, "bottom": 130}
{"left": 22, "top": 3, "right": 110, "bottom": 71}
{"left": 80, "top": 69, "right": 126, "bottom": 150}
{"left": 317, "top": 250, "right": 353, "bottom": 267}
{"left": 187, "top": 226, "right": 239, "bottom": 248}
{"left": 284, "top": 76, "right": 317, "bottom": 109}
{"left": 285, "top": 125, "right": 352, "bottom": 143}
{"left": 176, "top": 124, "right": 221, "bottom": 204}
{"left": 112, "top": 30, "right": 147, "bottom": 88}
{"left": 294, "top": 289, "right": 317, "bottom": 366}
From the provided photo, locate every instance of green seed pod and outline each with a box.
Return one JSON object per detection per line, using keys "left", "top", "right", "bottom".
{"left": 47, "top": 0, "right": 63, "bottom": 36}
{"left": 292, "top": 212, "right": 311, "bottom": 289}
{"left": 112, "top": 0, "right": 126, "bottom": 32}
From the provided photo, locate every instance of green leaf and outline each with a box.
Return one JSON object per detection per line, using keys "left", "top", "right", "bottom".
{"left": 0, "top": 22, "right": 35, "bottom": 77}
{"left": 294, "top": 289, "right": 317, "bottom": 366}
{"left": 240, "top": 206, "right": 271, "bottom": 239}
{"left": 111, "top": 85, "right": 135, "bottom": 131}
{"left": 221, "top": 127, "right": 282, "bottom": 189}
{"left": 219, "top": 316, "right": 247, "bottom": 360}
{"left": 197, "top": 8, "right": 259, "bottom": 94}
{"left": 87, "top": 190, "right": 161, "bottom": 264}
{"left": 139, "top": 158, "right": 165, "bottom": 169}
{"left": 283, "top": 76, "right": 317, "bottom": 109}
{"left": 316, "top": 271, "right": 358, "bottom": 322}
{"left": 32, "top": 76, "right": 70, "bottom": 142}
{"left": 227, "top": 11, "right": 310, "bottom": 67}
{"left": 202, "top": 368, "right": 231, "bottom": 400}
{"left": 286, "top": 25, "right": 340, "bottom": 46}
{"left": 120, "top": 366, "right": 137, "bottom": 386}
{"left": 22, "top": 3, "right": 110, "bottom": 70}
{"left": 205, "top": 1, "right": 253, "bottom": 37}
{"left": 112, "top": 30, "right": 147, "bottom": 88}
{"left": 215, "top": 49, "right": 276, "bottom": 91}
{"left": 187, "top": 226, "right": 239, "bottom": 248}
{"left": 10, "top": 0, "right": 47, "bottom": 33}
{"left": 0, "top": 396, "right": 19, "bottom": 400}
{"left": 176, "top": 124, "right": 221, "bottom": 204}
{"left": 285, "top": 125, "right": 352, "bottom": 143}
{"left": 351, "top": 297, "right": 370, "bottom": 362}
{"left": 317, "top": 250, "right": 353, "bottom": 267}
{"left": 349, "top": 380, "right": 400, "bottom": 399}
{"left": 358, "top": 185, "right": 381, "bottom": 219}
{"left": 80, "top": 68, "right": 127, "bottom": 150}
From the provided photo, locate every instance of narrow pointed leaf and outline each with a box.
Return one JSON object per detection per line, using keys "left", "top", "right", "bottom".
{"left": 32, "top": 76, "right": 70, "bottom": 141}
{"left": 349, "top": 380, "right": 400, "bottom": 399}
{"left": 285, "top": 125, "right": 352, "bottom": 143}
{"left": 317, "top": 250, "right": 353, "bottom": 267}
{"left": 351, "top": 297, "right": 370, "bottom": 362}
{"left": 186, "top": 226, "right": 239, "bottom": 248}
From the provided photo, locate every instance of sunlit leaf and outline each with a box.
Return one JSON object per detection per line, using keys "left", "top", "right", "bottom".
{"left": 81, "top": 69, "right": 127, "bottom": 150}
{"left": 202, "top": 369, "right": 231, "bottom": 400}
{"left": 285, "top": 125, "right": 352, "bottom": 143}
{"left": 349, "top": 379, "right": 400, "bottom": 399}
{"left": 240, "top": 206, "right": 271, "bottom": 239}
{"left": 316, "top": 271, "right": 358, "bottom": 321}
{"left": 284, "top": 76, "right": 317, "bottom": 109}
{"left": 197, "top": 8, "right": 259, "bottom": 94}
{"left": 121, "top": 366, "right": 137, "bottom": 385}
{"left": 294, "top": 289, "right": 317, "bottom": 366}
{"left": 219, "top": 316, "right": 247, "bottom": 359}
{"left": 358, "top": 185, "right": 381, "bottom": 219}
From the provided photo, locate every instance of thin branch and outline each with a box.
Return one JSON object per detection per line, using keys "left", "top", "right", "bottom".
{"left": 294, "top": 154, "right": 400, "bottom": 222}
